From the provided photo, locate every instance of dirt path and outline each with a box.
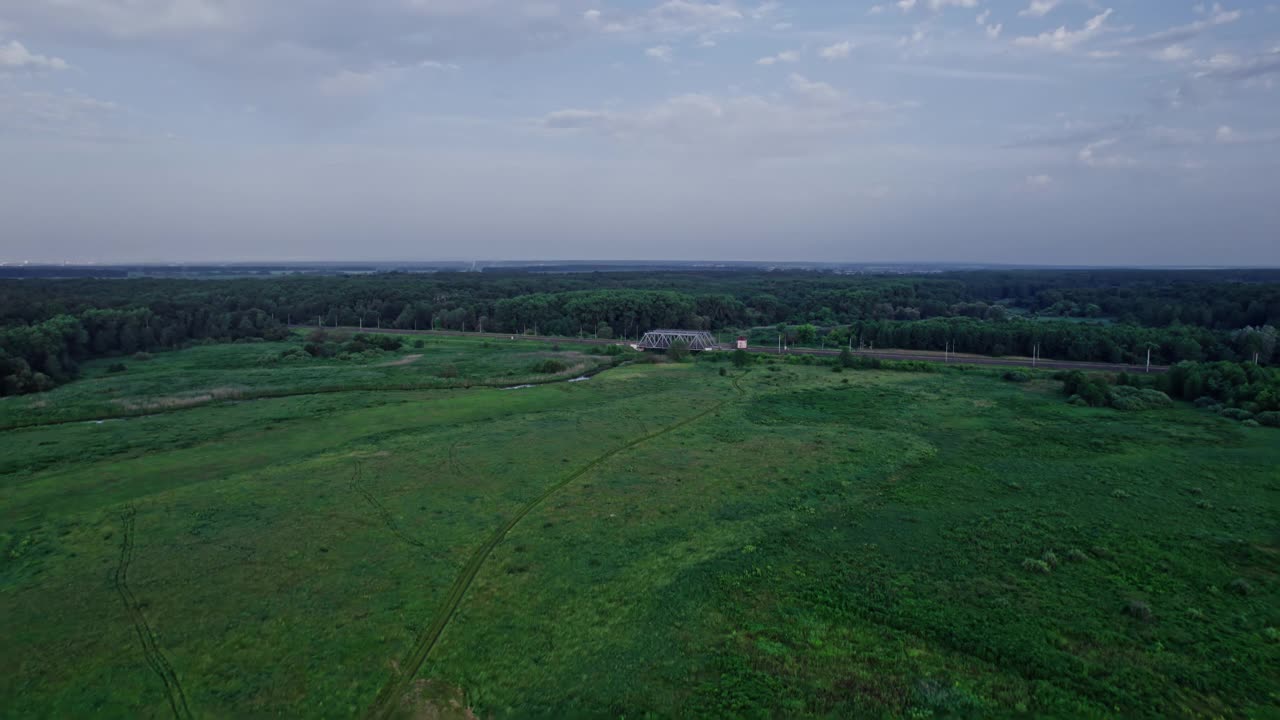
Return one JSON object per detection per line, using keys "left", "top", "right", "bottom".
{"left": 113, "top": 506, "right": 194, "bottom": 720}
{"left": 380, "top": 354, "right": 423, "bottom": 367}
{"left": 362, "top": 372, "right": 749, "bottom": 720}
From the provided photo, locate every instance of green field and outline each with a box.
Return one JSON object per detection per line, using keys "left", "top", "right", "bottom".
{"left": 2, "top": 337, "right": 1277, "bottom": 718}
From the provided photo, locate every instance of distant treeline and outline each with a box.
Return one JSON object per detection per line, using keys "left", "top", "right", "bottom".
{"left": 2, "top": 269, "right": 1278, "bottom": 396}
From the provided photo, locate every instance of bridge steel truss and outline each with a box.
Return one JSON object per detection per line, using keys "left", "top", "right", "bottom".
{"left": 637, "top": 329, "right": 719, "bottom": 352}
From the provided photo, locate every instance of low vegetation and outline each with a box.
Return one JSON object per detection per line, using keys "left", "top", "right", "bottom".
{"left": 2, "top": 338, "right": 1275, "bottom": 717}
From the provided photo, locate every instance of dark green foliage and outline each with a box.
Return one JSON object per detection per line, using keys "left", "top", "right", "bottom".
{"left": 1161, "top": 361, "right": 1280, "bottom": 411}
{"left": 1228, "top": 578, "right": 1254, "bottom": 596}
{"left": 667, "top": 339, "right": 691, "bottom": 363}
{"left": 413, "top": 339, "right": 425, "bottom": 349}
{"left": 718, "top": 367, "right": 727, "bottom": 377}
{"left": 1002, "top": 370, "right": 1031, "bottom": 382}
{"left": 1256, "top": 411, "right": 1280, "bottom": 427}
{"left": 731, "top": 349, "right": 751, "bottom": 368}
{"left": 106, "top": 362, "right": 127, "bottom": 374}
{"left": 1124, "top": 601, "right": 1153, "bottom": 622}
{"left": 1108, "top": 385, "right": 1172, "bottom": 411}
{"left": 2, "top": 269, "right": 1278, "bottom": 396}
{"left": 530, "top": 359, "right": 569, "bottom": 374}
{"left": 437, "top": 364, "right": 459, "bottom": 378}
{"left": 1219, "top": 408, "right": 1254, "bottom": 421}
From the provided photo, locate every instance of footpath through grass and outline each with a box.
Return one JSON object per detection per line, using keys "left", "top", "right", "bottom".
{"left": 1, "top": 346, "right": 1276, "bottom": 718}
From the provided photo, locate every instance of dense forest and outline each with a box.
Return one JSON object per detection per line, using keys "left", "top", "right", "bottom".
{"left": 2, "top": 269, "right": 1278, "bottom": 396}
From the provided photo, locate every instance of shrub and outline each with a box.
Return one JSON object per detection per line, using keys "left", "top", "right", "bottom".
{"left": 1124, "top": 600, "right": 1153, "bottom": 621}
{"left": 1066, "top": 548, "right": 1089, "bottom": 563}
{"left": 1228, "top": 578, "right": 1253, "bottom": 596}
{"left": 530, "top": 359, "right": 569, "bottom": 374}
{"left": 413, "top": 339, "right": 425, "bottom": 349}
{"left": 831, "top": 365, "right": 843, "bottom": 373}
{"left": 1256, "top": 411, "right": 1280, "bottom": 427}
{"left": 1242, "top": 419, "right": 1261, "bottom": 428}
{"left": 551, "top": 343, "right": 562, "bottom": 352}
{"left": 1109, "top": 385, "right": 1172, "bottom": 411}
{"left": 668, "top": 340, "right": 691, "bottom": 363}
{"left": 132, "top": 352, "right": 153, "bottom": 361}
{"left": 106, "top": 362, "right": 127, "bottom": 374}
{"left": 1219, "top": 408, "right": 1254, "bottom": 422}
{"left": 1194, "top": 396, "right": 1218, "bottom": 408}
{"left": 1022, "top": 559, "right": 1052, "bottom": 574}
{"left": 719, "top": 367, "right": 727, "bottom": 377}
{"left": 1041, "top": 550, "right": 1060, "bottom": 569}
{"left": 438, "top": 364, "right": 459, "bottom": 379}
{"left": 1002, "top": 370, "right": 1031, "bottom": 383}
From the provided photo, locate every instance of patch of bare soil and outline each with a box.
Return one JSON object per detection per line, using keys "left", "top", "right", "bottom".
{"left": 397, "top": 679, "right": 478, "bottom": 720}
{"left": 381, "top": 354, "right": 424, "bottom": 367}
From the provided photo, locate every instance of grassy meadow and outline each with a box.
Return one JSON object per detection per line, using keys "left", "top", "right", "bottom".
{"left": 1, "top": 336, "right": 1277, "bottom": 718}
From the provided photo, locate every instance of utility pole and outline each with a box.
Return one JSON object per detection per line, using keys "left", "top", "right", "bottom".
{"left": 1146, "top": 346, "right": 1151, "bottom": 374}
{"left": 777, "top": 334, "right": 782, "bottom": 355}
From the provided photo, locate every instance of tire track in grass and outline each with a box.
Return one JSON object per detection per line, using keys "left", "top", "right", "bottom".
{"left": 351, "top": 462, "right": 428, "bottom": 550}
{"left": 364, "top": 373, "right": 747, "bottom": 719}
{"left": 113, "top": 505, "right": 195, "bottom": 720}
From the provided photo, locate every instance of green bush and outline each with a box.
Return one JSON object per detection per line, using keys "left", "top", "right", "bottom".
{"left": 413, "top": 339, "right": 425, "bottom": 349}
{"left": 106, "top": 362, "right": 127, "bottom": 374}
{"left": 1002, "top": 370, "right": 1031, "bottom": 383}
{"left": 1254, "top": 411, "right": 1280, "bottom": 427}
{"left": 1228, "top": 578, "right": 1253, "bottom": 596}
{"left": 1022, "top": 559, "right": 1052, "bottom": 574}
{"left": 132, "top": 352, "right": 153, "bottom": 361}
{"left": 1108, "top": 385, "right": 1172, "bottom": 411}
{"left": 1124, "top": 600, "right": 1153, "bottom": 621}
{"left": 438, "top": 364, "right": 459, "bottom": 379}
{"left": 530, "top": 359, "right": 569, "bottom": 374}
{"left": 1219, "top": 408, "right": 1254, "bottom": 422}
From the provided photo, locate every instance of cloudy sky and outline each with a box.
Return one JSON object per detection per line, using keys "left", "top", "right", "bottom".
{"left": 1, "top": 1, "right": 1278, "bottom": 265}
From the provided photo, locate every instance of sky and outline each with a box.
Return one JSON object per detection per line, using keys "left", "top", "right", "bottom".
{"left": 1, "top": 1, "right": 1278, "bottom": 266}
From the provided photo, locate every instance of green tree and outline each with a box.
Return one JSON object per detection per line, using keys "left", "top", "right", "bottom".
{"left": 668, "top": 339, "right": 690, "bottom": 362}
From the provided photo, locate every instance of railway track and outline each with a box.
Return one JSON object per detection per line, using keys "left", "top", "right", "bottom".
{"left": 295, "top": 325, "right": 1170, "bottom": 374}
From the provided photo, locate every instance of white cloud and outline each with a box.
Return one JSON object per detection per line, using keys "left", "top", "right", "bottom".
{"left": 819, "top": 41, "right": 853, "bottom": 60}
{"left": 787, "top": 73, "right": 841, "bottom": 103}
{"left": 0, "top": 0, "right": 238, "bottom": 38}
{"left": 0, "top": 88, "right": 122, "bottom": 139}
{"left": 1025, "top": 174, "right": 1053, "bottom": 187}
{"left": 986, "top": 23, "right": 1003, "bottom": 39}
{"left": 645, "top": 45, "right": 673, "bottom": 62}
{"left": 316, "top": 69, "right": 382, "bottom": 97}
{"left": 757, "top": 49, "right": 799, "bottom": 65}
{"left": 1122, "top": 3, "right": 1241, "bottom": 47}
{"left": 540, "top": 81, "right": 906, "bottom": 155}
{"left": 1013, "top": 9, "right": 1113, "bottom": 53}
{"left": 1078, "top": 138, "right": 1137, "bottom": 168}
{"left": 1018, "top": 0, "right": 1061, "bottom": 18}
{"left": 1215, "top": 125, "right": 1280, "bottom": 144}
{"left": 0, "top": 40, "right": 70, "bottom": 71}
{"left": 897, "top": 0, "right": 977, "bottom": 11}
{"left": 1194, "top": 48, "right": 1280, "bottom": 81}
{"left": 1152, "top": 44, "right": 1192, "bottom": 62}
